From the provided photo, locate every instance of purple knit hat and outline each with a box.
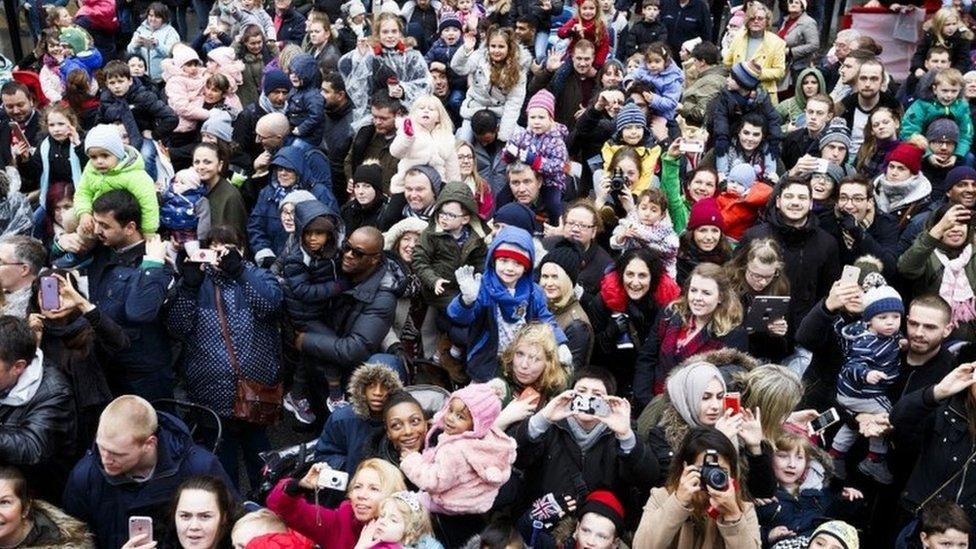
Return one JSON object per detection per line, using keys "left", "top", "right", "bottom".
{"left": 526, "top": 89, "right": 556, "bottom": 118}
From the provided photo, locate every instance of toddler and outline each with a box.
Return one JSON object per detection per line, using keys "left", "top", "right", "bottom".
{"left": 75, "top": 124, "right": 159, "bottom": 236}
{"left": 205, "top": 47, "right": 245, "bottom": 112}
{"left": 235, "top": 0, "right": 276, "bottom": 41}
{"left": 629, "top": 41, "right": 684, "bottom": 141}
{"left": 353, "top": 491, "right": 439, "bottom": 549}
{"left": 715, "top": 162, "right": 774, "bottom": 241}
{"left": 399, "top": 383, "right": 517, "bottom": 515}
{"left": 600, "top": 101, "right": 659, "bottom": 193}
{"left": 901, "top": 68, "right": 974, "bottom": 159}
{"left": 830, "top": 276, "right": 903, "bottom": 486}
{"left": 160, "top": 168, "right": 211, "bottom": 243}
{"left": 286, "top": 53, "right": 326, "bottom": 146}
{"left": 610, "top": 189, "right": 678, "bottom": 277}
{"left": 501, "top": 90, "right": 568, "bottom": 223}
{"left": 389, "top": 95, "right": 460, "bottom": 194}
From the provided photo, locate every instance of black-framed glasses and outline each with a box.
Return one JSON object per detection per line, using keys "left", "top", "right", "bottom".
{"left": 438, "top": 211, "right": 466, "bottom": 220}
{"left": 342, "top": 242, "right": 379, "bottom": 259}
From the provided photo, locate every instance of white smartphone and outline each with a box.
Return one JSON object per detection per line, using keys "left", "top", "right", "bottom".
{"left": 840, "top": 265, "right": 861, "bottom": 285}
{"left": 815, "top": 158, "right": 830, "bottom": 173}
{"left": 808, "top": 408, "right": 840, "bottom": 435}
{"left": 679, "top": 140, "right": 705, "bottom": 153}
{"left": 128, "top": 516, "right": 153, "bottom": 542}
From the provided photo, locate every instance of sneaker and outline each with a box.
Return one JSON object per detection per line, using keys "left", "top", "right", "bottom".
{"left": 326, "top": 396, "right": 350, "bottom": 413}
{"left": 858, "top": 458, "right": 894, "bottom": 485}
{"left": 283, "top": 392, "right": 316, "bottom": 424}
{"left": 832, "top": 457, "right": 847, "bottom": 481}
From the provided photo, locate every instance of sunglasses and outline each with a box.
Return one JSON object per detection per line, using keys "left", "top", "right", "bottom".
{"left": 342, "top": 242, "right": 379, "bottom": 259}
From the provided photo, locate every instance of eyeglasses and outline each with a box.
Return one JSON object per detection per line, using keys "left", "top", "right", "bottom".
{"left": 341, "top": 242, "right": 379, "bottom": 259}
{"left": 565, "top": 221, "right": 595, "bottom": 230}
{"left": 838, "top": 194, "right": 868, "bottom": 205}
{"left": 457, "top": 154, "right": 474, "bottom": 161}
{"left": 438, "top": 211, "right": 466, "bottom": 220}
{"left": 746, "top": 268, "right": 777, "bottom": 283}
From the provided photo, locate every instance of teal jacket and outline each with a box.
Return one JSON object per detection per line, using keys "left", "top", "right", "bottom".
{"left": 901, "top": 97, "right": 974, "bottom": 158}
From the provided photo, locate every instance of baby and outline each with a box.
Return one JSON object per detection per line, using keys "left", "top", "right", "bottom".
{"left": 610, "top": 188, "right": 678, "bottom": 277}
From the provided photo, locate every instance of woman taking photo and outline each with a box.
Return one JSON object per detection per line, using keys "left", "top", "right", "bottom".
{"left": 167, "top": 225, "right": 283, "bottom": 490}
{"left": 192, "top": 143, "right": 248, "bottom": 237}
{"left": 723, "top": 1, "right": 786, "bottom": 102}
{"left": 660, "top": 138, "right": 720, "bottom": 234}
{"left": 725, "top": 237, "right": 792, "bottom": 362}
{"left": 537, "top": 239, "right": 593, "bottom": 370}
{"left": 0, "top": 466, "right": 93, "bottom": 548}
{"left": 492, "top": 322, "right": 570, "bottom": 431}
{"left": 635, "top": 427, "right": 762, "bottom": 548}
{"left": 125, "top": 475, "right": 240, "bottom": 549}
{"left": 634, "top": 262, "right": 747, "bottom": 409}
{"left": 594, "top": 147, "right": 656, "bottom": 237}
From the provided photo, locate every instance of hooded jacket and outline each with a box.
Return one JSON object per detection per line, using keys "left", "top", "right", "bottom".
{"left": 776, "top": 67, "right": 827, "bottom": 130}
{"left": 631, "top": 60, "right": 685, "bottom": 121}
{"left": 447, "top": 226, "right": 568, "bottom": 382}
{"left": 126, "top": 20, "right": 180, "bottom": 82}
{"left": 338, "top": 44, "right": 432, "bottom": 131}
{"left": 281, "top": 199, "right": 346, "bottom": 323}
{"left": 75, "top": 145, "right": 160, "bottom": 234}
{"left": 412, "top": 181, "right": 488, "bottom": 309}
{"left": 21, "top": 500, "right": 95, "bottom": 548}
{"left": 680, "top": 64, "right": 729, "bottom": 127}
{"left": 62, "top": 412, "right": 233, "bottom": 549}
{"left": 901, "top": 96, "right": 974, "bottom": 158}
{"left": 162, "top": 48, "right": 212, "bottom": 134}
{"left": 389, "top": 116, "right": 461, "bottom": 192}
{"left": 285, "top": 54, "right": 325, "bottom": 144}
{"left": 314, "top": 363, "right": 404, "bottom": 475}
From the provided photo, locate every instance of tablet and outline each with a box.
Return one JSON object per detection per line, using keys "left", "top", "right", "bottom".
{"left": 744, "top": 296, "right": 790, "bottom": 333}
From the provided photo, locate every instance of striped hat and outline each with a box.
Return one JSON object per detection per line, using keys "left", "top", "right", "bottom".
{"left": 614, "top": 102, "right": 646, "bottom": 136}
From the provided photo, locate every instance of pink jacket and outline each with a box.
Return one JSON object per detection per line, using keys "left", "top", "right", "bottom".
{"left": 206, "top": 47, "right": 245, "bottom": 112}
{"left": 162, "top": 57, "right": 211, "bottom": 133}
{"left": 266, "top": 479, "right": 365, "bottom": 549}
{"left": 75, "top": 0, "right": 119, "bottom": 32}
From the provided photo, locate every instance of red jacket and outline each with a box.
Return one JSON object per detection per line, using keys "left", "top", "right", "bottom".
{"left": 74, "top": 0, "right": 119, "bottom": 32}
{"left": 599, "top": 268, "right": 681, "bottom": 313}
{"left": 266, "top": 479, "right": 365, "bottom": 549}
{"left": 556, "top": 17, "right": 611, "bottom": 68}
{"left": 716, "top": 182, "right": 773, "bottom": 241}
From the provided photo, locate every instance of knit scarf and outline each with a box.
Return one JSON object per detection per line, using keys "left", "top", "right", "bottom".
{"left": 565, "top": 416, "right": 608, "bottom": 453}
{"left": 269, "top": 180, "right": 294, "bottom": 205}
{"left": 39, "top": 137, "right": 82, "bottom": 210}
{"left": 259, "top": 92, "right": 287, "bottom": 115}
{"left": 875, "top": 173, "right": 932, "bottom": 214}
{"left": 484, "top": 272, "right": 533, "bottom": 323}
{"left": 934, "top": 243, "right": 976, "bottom": 329}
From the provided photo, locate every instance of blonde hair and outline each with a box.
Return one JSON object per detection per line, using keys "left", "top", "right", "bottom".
{"left": 231, "top": 509, "right": 288, "bottom": 543}
{"left": 278, "top": 44, "right": 304, "bottom": 73}
{"left": 379, "top": 494, "right": 433, "bottom": 545}
{"left": 349, "top": 458, "right": 407, "bottom": 500}
{"left": 409, "top": 95, "right": 455, "bottom": 137}
{"left": 500, "top": 323, "right": 569, "bottom": 398}
{"left": 931, "top": 7, "right": 962, "bottom": 45}
{"left": 745, "top": 1, "right": 771, "bottom": 30}
{"left": 935, "top": 67, "right": 965, "bottom": 88}
{"left": 671, "top": 263, "right": 743, "bottom": 336}
{"left": 738, "top": 364, "right": 803, "bottom": 439}
{"left": 98, "top": 395, "right": 158, "bottom": 443}
{"left": 371, "top": 13, "right": 404, "bottom": 45}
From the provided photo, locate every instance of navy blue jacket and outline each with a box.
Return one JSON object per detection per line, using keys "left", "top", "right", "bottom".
{"left": 276, "top": 8, "right": 307, "bottom": 45}
{"left": 97, "top": 78, "right": 178, "bottom": 148}
{"left": 281, "top": 200, "right": 346, "bottom": 323}
{"left": 286, "top": 54, "right": 326, "bottom": 144}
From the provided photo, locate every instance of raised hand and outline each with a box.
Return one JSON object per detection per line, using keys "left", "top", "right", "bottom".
{"left": 455, "top": 265, "right": 483, "bottom": 305}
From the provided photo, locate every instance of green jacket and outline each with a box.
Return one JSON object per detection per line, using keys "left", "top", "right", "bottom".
{"left": 660, "top": 153, "right": 691, "bottom": 234}
{"left": 75, "top": 145, "right": 159, "bottom": 234}
{"left": 775, "top": 67, "right": 827, "bottom": 132}
{"left": 412, "top": 181, "right": 488, "bottom": 309}
{"left": 901, "top": 97, "right": 974, "bottom": 158}
{"left": 679, "top": 65, "right": 729, "bottom": 127}
{"left": 897, "top": 231, "right": 976, "bottom": 340}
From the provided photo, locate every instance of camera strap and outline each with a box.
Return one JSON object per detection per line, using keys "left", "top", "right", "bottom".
{"left": 913, "top": 443, "right": 976, "bottom": 515}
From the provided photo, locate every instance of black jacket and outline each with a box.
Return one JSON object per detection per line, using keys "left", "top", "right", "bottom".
{"left": 232, "top": 102, "right": 272, "bottom": 171}
{"left": 97, "top": 78, "right": 178, "bottom": 148}
{"left": 659, "top": 0, "right": 712, "bottom": 61}
{"left": 795, "top": 300, "right": 848, "bottom": 411}
{"left": 277, "top": 8, "right": 308, "bottom": 45}
{"left": 322, "top": 100, "right": 355, "bottom": 196}
{"left": 618, "top": 20, "right": 668, "bottom": 62}
{"left": 818, "top": 209, "right": 901, "bottom": 282}
{"left": 780, "top": 127, "right": 820, "bottom": 170}
{"left": 839, "top": 90, "right": 902, "bottom": 131}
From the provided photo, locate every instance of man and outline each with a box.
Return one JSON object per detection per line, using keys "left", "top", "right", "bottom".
{"left": 345, "top": 93, "right": 400, "bottom": 192}
{"left": 86, "top": 190, "right": 173, "bottom": 401}
{"left": 829, "top": 48, "right": 874, "bottom": 103}
{"left": 274, "top": 0, "right": 307, "bottom": 45}
{"left": 514, "top": 16, "right": 538, "bottom": 52}
{"left": 679, "top": 41, "right": 728, "bottom": 127}
{"left": 321, "top": 71, "right": 354, "bottom": 203}
{"left": 819, "top": 28, "right": 860, "bottom": 91}
{"left": 0, "top": 235, "right": 45, "bottom": 317}
{"left": 839, "top": 58, "right": 901, "bottom": 156}
{"left": 546, "top": 199, "right": 612, "bottom": 309}
{"left": 471, "top": 109, "right": 507, "bottom": 196}
{"left": 63, "top": 395, "right": 232, "bottom": 549}
{"left": 0, "top": 82, "right": 42, "bottom": 193}
{"left": 899, "top": 165, "right": 976, "bottom": 254}
{"left": 530, "top": 40, "right": 597, "bottom": 132}
{"left": 782, "top": 93, "right": 834, "bottom": 168}
{"left": 377, "top": 164, "right": 440, "bottom": 230}
{"left": 233, "top": 69, "right": 291, "bottom": 169}
{"left": 921, "top": 118, "right": 961, "bottom": 196}
{"left": 429, "top": 62, "right": 462, "bottom": 130}
{"left": 0, "top": 316, "right": 74, "bottom": 502}
{"left": 505, "top": 162, "right": 554, "bottom": 229}
{"left": 241, "top": 112, "right": 291, "bottom": 210}
{"left": 789, "top": 117, "right": 853, "bottom": 178}
{"left": 899, "top": 46, "right": 953, "bottom": 107}
{"left": 659, "top": 0, "right": 711, "bottom": 55}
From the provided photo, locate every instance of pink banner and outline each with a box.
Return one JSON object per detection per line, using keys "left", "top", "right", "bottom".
{"left": 849, "top": 9, "right": 926, "bottom": 82}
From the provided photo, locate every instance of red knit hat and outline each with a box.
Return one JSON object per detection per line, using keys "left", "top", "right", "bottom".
{"left": 687, "top": 197, "right": 726, "bottom": 232}
{"left": 580, "top": 490, "right": 625, "bottom": 534}
{"left": 494, "top": 242, "right": 533, "bottom": 271}
{"left": 886, "top": 141, "right": 925, "bottom": 175}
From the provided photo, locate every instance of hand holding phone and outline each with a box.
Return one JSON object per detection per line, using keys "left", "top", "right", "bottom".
{"left": 128, "top": 516, "right": 153, "bottom": 543}
{"left": 723, "top": 392, "right": 741, "bottom": 415}
{"left": 808, "top": 408, "right": 840, "bottom": 435}
{"left": 40, "top": 276, "right": 60, "bottom": 311}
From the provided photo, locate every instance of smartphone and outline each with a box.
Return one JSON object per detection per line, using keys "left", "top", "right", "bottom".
{"left": 815, "top": 158, "right": 830, "bottom": 173}
{"left": 840, "top": 265, "right": 861, "bottom": 285}
{"left": 723, "top": 392, "right": 741, "bottom": 415}
{"left": 517, "top": 386, "right": 541, "bottom": 404}
{"left": 188, "top": 248, "right": 219, "bottom": 264}
{"left": 128, "top": 516, "right": 153, "bottom": 542}
{"left": 8, "top": 122, "right": 25, "bottom": 146}
{"left": 40, "top": 276, "right": 60, "bottom": 311}
{"left": 679, "top": 140, "right": 705, "bottom": 154}
{"left": 809, "top": 408, "right": 840, "bottom": 435}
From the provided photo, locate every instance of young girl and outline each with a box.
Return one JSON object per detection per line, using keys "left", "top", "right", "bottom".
{"left": 600, "top": 103, "right": 660, "bottom": 191}
{"left": 451, "top": 25, "right": 526, "bottom": 142}
{"left": 872, "top": 135, "right": 933, "bottom": 229}
{"left": 911, "top": 7, "right": 973, "bottom": 77}
{"left": 610, "top": 189, "right": 678, "bottom": 277}
{"left": 30, "top": 104, "right": 85, "bottom": 210}
{"left": 389, "top": 95, "right": 460, "bottom": 194}
{"left": 399, "top": 383, "right": 517, "bottom": 515}
{"left": 447, "top": 226, "right": 572, "bottom": 382}
{"left": 354, "top": 491, "right": 442, "bottom": 549}
{"left": 556, "top": 0, "right": 610, "bottom": 68}
{"left": 46, "top": 6, "right": 74, "bottom": 31}
{"left": 676, "top": 197, "right": 733, "bottom": 286}
{"left": 126, "top": 2, "right": 180, "bottom": 84}
{"left": 854, "top": 107, "right": 901, "bottom": 181}
{"left": 630, "top": 42, "right": 684, "bottom": 141}
{"left": 163, "top": 45, "right": 212, "bottom": 147}
{"left": 456, "top": 141, "right": 494, "bottom": 220}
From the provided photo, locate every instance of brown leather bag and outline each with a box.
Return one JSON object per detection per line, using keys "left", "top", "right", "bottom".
{"left": 214, "top": 285, "right": 282, "bottom": 425}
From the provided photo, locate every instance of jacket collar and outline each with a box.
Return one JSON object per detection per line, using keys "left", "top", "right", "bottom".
{"left": 0, "top": 349, "right": 43, "bottom": 407}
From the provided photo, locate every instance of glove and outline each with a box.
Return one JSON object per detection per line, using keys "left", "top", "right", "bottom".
{"left": 523, "top": 150, "right": 541, "bottom": 169}
{"left": 218, "top": 248, "right": 245, "bottom": 278}
{"left": 503, "top": 143, "right": 521, "bottom": 161}
{"left": 611, "top": 312, "right": 629, "bottom": 334}
{"left": 403, "top": 117, "right": 414, "bottom": 137}
{"left": 529, "top": 493, "right": 576, "bottom": 531}
{"left": 455, "top": 265, "right": 483, "bottom": 305}
{"left": 258, "top": 255, "right": 276, "bottom": 269}
{"left": 557, "top": 344, "right": 573, "bottom": 367}
{"left": 179, "top": 252, "right": 206, "bottom": 289}
{"left": 714, "top": 136, "right": 730, "bottom": 157}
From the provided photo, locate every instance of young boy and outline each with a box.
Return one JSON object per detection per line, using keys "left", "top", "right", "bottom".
{"left": 75, "top": 124, "right": 160, "bottom": 237}
{"left": 918, "top": 500, "right": 971, "bottom": 549}
{"left": 830, "top": 274, "right": 903, "bottom": 485}
{"left": 619, "top": 0, "right": 668, "bottom": 61}
{"left": 901, "top": 68, "right": 974, "bottom": 160}
{"left": 708, "top": 60, "right": 782, "bottom": 176}
{"left": 610, "top": 188, "right": 678, "bottom": 277}
{"left": 286, "top": 53, "right": 325, "bottom": 146}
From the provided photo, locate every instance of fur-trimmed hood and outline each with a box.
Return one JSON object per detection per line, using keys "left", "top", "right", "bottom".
{"left": 348, "top": 363, "right": 403, "bottom": 418}
{"left": 26, "top": 500, "right": 95, "bottom": 548}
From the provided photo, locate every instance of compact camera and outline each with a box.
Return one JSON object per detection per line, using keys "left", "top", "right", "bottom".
{"left": 570, "top": 394, "right": 611, "bottom": 417}
{"left": 317, "top": 468, "right": 349, "bottom": 491}
{"left": 700, "top": 450, "right": 730, "bottom": 491}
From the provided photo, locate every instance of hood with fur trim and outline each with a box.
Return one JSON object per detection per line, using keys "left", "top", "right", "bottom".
{"left": 27, "top": 500, "right": 95, "bottom": 548}
{"left": 348, "top": 362, "right": 403, "bottom": 418}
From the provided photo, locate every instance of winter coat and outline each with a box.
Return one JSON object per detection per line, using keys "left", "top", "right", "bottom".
{"left": 62, "top": 413, "right": 232, "bottom": 549}
{"left": 341, "top": 196, "right": 388, "bottom": 235}
{"left": 314, "top": 363, "right": 403, "bottom": 475}
{"left": 413, "top": 182, "right": 488, "bottom": 309}
{"left": 780, "top": 13, "right": 820, "bottom": 73}
{"left": 167, "top": 263, "right": 283, "bottom": 418}
{"left": 756, "top": 485, "right": 846, "bottom": 543}
{"left": 75, "top": 0, "right": 118, "bottom": 32}
{"left": 276, "top": 8, "right": 307, "bottom": 45}
{"left": 160, "top": 183, "right": 207, "bottom": 232}
{"left": 631, "top": 60, "right": 684, "bottom": 120}
{"left": 898, "top": 232, "right": 976, "bottom": 341}
{"left": 338, "top": 44, "right": 432, "bottom": 130}
{"left": 451, "top": 47, "right": 527, "bottom": 142}
{"left": 633, "top": 488, "right": 761, "bottom": 548}
{"left": 873, "top": 171, "right": 933, "bottom": 229}
{"left": 715, "top": 182, "right": 774, "bottom": 241}
{"left": 659, "top": 0, "right": 711, "bottom": 59}
{"left": 707, "top": 88, "right": 783, "bottom": 160}
{"left": 910, "top": 29, "right": 973, "bottom": 73}
{"left": 618, "top": 19, "right": 668, "bottom": 61}
{"left": 322, "top": 100, "right": 355, "bottom": 185}
{"left": 599, "top": 142, "right": 661, "bottom": 197}
{"left": 551, "top": 296, "right": 593, "bottom": 370}
{"left": 901, "top": 97, "right": 974, "bottom": 158}
{"left": 267, "top": 480, "right": 365, "bottom": 549}
{"left": 447, "top": 227, "right": 568, "bottom": 382}
{"left": 20, "top": 500, "right": 95, "bottom": 548}
{"left": 281, "top": 200, "right": 346, "bottom": 323}
{"left": 776, "top": 67, "right": 827, "bottom": 131}
{"left": 97, "top": 78, "right": 178, "bottom": 149}
{"left": 238, "top": 47, "right": 277, "bottom": 108}
{"left": 127, "top": 21, "right": 180, "bottom": 82}
{"left": 389, "top": 118, "right": 461, "bottom": 192}
{"left": 502, "top": 124, "right": 569, "bottom": 190}
{"left": 568, "top": 106, "right": 615, "bottom": 169}
{"left": 557, "top": 17, "right": 611, "bottom": 68}
{"left": 839, "top": 89, "right": 901, "bottom": 133}
{"left": 75, "top": 145, "right": 160, "bottom": 235}
{"left": 206, "top": 178, "right": 248, "bottom": 237}
{"left": 680, "top": 65, "right": 729, "bottom": 127}
{"left": 818, "top": 209, "right": 901, "bottom": 281}
{"left": 723, "top": 30, "right": 787, "bottom": 102}
{"left": 161, "top": 58, "right": 211, "bottom": 133}
{"left": 286, "top": 55, "right": 325, "bottom": 144}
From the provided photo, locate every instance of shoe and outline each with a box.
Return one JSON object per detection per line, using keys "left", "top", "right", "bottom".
{"left": 283, "top": 392, "right": 316, "bottom": 424}
{"left": 326, "top": 396, "right": 350, "bottom": 413}
{"left": 858, "top": 458, "right": 894, "bottom": 485}
{"left": 436, "top": 334, "right": 470, "bottom": 385}
{"left": 832, "top": 457, "right": 847, "bottom": 481}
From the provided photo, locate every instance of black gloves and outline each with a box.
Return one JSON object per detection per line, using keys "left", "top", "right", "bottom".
{"left": 219, "top": 248, "right": 245, "bottom": 278}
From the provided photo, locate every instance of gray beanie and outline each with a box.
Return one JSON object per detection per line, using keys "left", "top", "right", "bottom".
{"left": 278, "top": 189, "right": 317, "bottom": 212}
{"left": 819, "top": 117, "right": 852, "bottom": 151}
{"left": 926, "top": 117, "right": 960, "bottom": 143}
{"left": 201, "top": 110, "right": 234, "bottom": 143}
{"left": 409, "top": 164, "right": 443, "bottom": 195}
{"left": 84, "top": 124, "right": 126, "bottom": 160}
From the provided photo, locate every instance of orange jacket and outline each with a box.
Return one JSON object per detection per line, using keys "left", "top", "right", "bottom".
{"left": 716, "top": 182, "right": 773, "bottom": 241}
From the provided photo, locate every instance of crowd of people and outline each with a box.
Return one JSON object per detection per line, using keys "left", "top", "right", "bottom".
{"left": 1, "top": 0, "right": 976, "bottom": 547}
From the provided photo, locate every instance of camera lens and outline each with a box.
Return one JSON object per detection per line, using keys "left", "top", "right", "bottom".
{"left": 704, "top": 468, "right": 729, "bottom": 491}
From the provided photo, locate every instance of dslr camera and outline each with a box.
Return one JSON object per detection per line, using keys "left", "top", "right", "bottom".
{"left": 699, "top": 450, "right": 729, "bottom": 491}
{"left": 570, "top": 393, "right": 611, "bottom": 417}
{"left": 609, "top": 168, "right": 627, "bottom": 195}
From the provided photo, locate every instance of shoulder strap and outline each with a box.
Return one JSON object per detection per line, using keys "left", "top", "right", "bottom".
{"left": 214, "top": 285, "right": 241, "bottom": 378}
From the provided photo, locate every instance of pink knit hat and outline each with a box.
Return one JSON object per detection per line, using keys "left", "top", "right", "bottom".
{"left": 526, "top": 89, "right": 555, "bottom": 119}
{"left": 433, "top": 383, "right": 502, "bottom": 439}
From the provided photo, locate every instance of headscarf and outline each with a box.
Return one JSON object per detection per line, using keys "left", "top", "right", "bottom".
{"left": 666, "top": 361, "right": 725, "bottom": 427}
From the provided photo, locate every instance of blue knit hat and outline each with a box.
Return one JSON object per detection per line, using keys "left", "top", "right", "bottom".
{"left": 726, "top": 163, "right": 756, "bottom": 191}
{"left": 263, "top": 69, "right": 292, "bottom": 94}
{"left": 615, "top": 102, "right": 646, "bottom": 137}
{"left": 945, "top": 165, "right": 976, "bottom": 190}
{"left": 730, "top": 60, "right": 762, "bottom": 90}
{"left": 863, "top": 284, "right": 904, "bottom": 321}
{"left": 438, "top": 11, "right": 462, "bottom": 32}
{"left": 493, "top": 202, "right": 537, "bottom": 234}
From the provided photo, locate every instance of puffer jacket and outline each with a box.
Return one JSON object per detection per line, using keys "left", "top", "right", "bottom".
{"left": 22, "top": 500, "right": 94, "bottom": 549}
{"left": 716, "top": 182, "right": 774, "bottom": 241}
{"left": 281, "top": 200, "right": 346, "bottom": 324}
{"left": 162, "top": 52, "right": 211, "bottom": 133}
{"left": 167, "top": 262, "right": 283, "bottom": 418}
{"left": 285, "top": 54, "right": 325, "bottom": 144}
{"left": 412, "top": 182, "right": 488, "bottom": 309}
{"left": 389, "top": 117, "right": 460, "bottom": 193}
{"left": 276, "top": 7, "right": 307, "bottom": 45}
{"left": 97, "top": 78, "right": 178, "bottom": 149}
{"left": 126, "top": 20, "right": 180, "bottom": 82}
{"left": 314, "top": 363, "right": 404, "bottom": 475}
{"left": 630, "top": 60, "right": 684, "bottom": 121}
{"left": 501, "top": 123, "right": 569, "bottom": 190}
{"left": 901, "top": 96, "right": 974, "bottom": 158}
{"left": 451, "top": 46, "right": 527, "bottom": 142}
{"left": 74, "top": 145, "right": 159, "bottom": 234}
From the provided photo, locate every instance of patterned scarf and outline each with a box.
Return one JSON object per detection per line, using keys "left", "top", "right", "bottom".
{"left": 934, "top": 243, "right": 976, "bottom": 329}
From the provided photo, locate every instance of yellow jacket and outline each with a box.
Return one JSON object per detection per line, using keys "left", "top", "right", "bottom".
{"left": 600, "top": 142, "right": 662, "bottom": 196}
{"left": 723, "top": 30, "right": 787, "bottom": 103}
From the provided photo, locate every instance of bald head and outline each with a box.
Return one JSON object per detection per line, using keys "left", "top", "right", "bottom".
{"left": 341, "top": 226, "right": 384, "bottom": 279}
{"left": 256, "top": 113, "right": 290, "bottom": 152}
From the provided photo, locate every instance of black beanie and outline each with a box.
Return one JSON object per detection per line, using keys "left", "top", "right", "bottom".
{"left": 538, "top": 238, "right": 583, "bottom": 287}
{"left": 353, "top": 164, "right": 384, "bottom": 194}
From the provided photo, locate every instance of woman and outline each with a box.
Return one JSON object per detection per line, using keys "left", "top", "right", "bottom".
{"left": 777, "top": 0, "right": 820, "bottom": 93}
{"left": 126, "top": 2, "right": 180, "bottom": 84}
{"left": 35, "top": 181, "right": 75, "bottom": 255}
{"left": 872, "top": 137, "right": 932, "bottom": 230}
{"left": 725, "top": 237, "right": 792, "bottom": 362}
{"left": 723, "top": 2, "right": 786, "bottom": 102}
{"left": 338, "top": 12, "right": 432, "bottom": 129}
{"left": 634, "top": 262, "right": 747, "bottom": 409}
{"left": 594, "top": 147, "right": 654, "bottom": 236}
{"left": 342, "top": 163, "right": 389, "bottom": 235}
{"left": 538, "top": 239, "right": 593, "bottom": 370}
{"left": 898, "top": 202, "right": 976, "bottom": 340}
{"left": 854, "top": 107, "right": 901, "bottom": 181}
{"left": 588, "top": 247, "right": 680, "bottom": 399}
{"left": 819, "top": 176, "right": 900, "bottom": 277}
{"left": 676, "top": 198, "right": 734, "bottom": 286}
{"left": 304, "top": 13, "right": 341, "bottom": 74}
{"left": 382, "top": 217, "right": 429, "bottom": 362}
{"left": 660, "top": 139, "right": 721, "bottom": 234}
{"left": 634, "top": 427, "right": 762, "bottom": 547}
{"left": 457, "top": 141, "right": 494, "bottom": 220}
{"left": 167, "top": 225, "right": 283, "bottom": 489}
{"left": 0, "top": 466, "right": 93, "bottom": 548}
{"left": 266, "top": 458, "right": 408, "bottom": 549}
{"left": 492, "top": 322, "right": 570, "bottom": 431}
{"left": 557, "top": 199, "right": 615, "bottom": 306}
{"left": 192, "top": 143, "right": 248, "bottom": 237}
{"left": 776, "top": 67, "right": 828, "bottom": 131}
{"left": 362, "top": 390, "right": 431, "bottom": 469}
{"left": 124, "top": 476, "right": 240, "bottom": 549}
{"left": 236, "top": 25, "right": 278, "bottom": 108}
{"left": 700, "top": 113, "right": 781, "bottom": 181}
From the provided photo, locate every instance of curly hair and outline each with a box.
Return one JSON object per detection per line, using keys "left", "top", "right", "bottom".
{"left": 500, "top": 322, "right": 568, "bottom": 399}
{"left": 485, "top": 26, "right": 521, "bottom": 93}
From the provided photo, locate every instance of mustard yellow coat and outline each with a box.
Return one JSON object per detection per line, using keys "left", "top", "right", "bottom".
{"left": 723, "top": 30, "right": 787, "bottom": 103}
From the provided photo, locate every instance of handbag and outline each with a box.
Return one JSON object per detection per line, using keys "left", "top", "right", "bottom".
{"left": 214, "top": 285, "right": 282, "bottom": 425}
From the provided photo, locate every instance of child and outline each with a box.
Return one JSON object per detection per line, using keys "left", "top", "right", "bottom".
{"left": 618, "top": 0, "right": 667, "bottom": 61}
{"left": 918, "top": 499, "right": 971, "bottom": 549}
{"left": 353, "top": 491, "right": 439, "bottom": 549}
{"left": 709, "top": 60, "right": 782, "bottom": 176}
{"left": 125, "top": 53, "right": 157, "bottom": 94}
{"left": 281, "top": 199, "right": 349, "bottom": 410}
{"left": 235, "top": 0, "right": 277, "bottom": 41}
{"left": 556, "top": 0, "right": 610, "bottom": 68}
{"left": 286, "top": 53, "right": 325, "bottom": 146}
{"left": 901, "top": 68, "right": 974, "bottom": 160}
{"left": 160, "top": 168, "right": 211, "bottom": 243}
{"left": 830, "top": 276, "right": 903, "bottom": 485}
{"left": 500, "top": 90, "right": 568, "bottom": 223}
{"left": 126, "top": 2, "right": 180, "bottom": 84}
{"left": 911, "top": 7, "right": 973, "bottom": 77}
{"left": 29, "top": 104, "right": 85, "bottom": 210}
{"left": 600, "top": 101, "right": 661, "bottom": 194}
{"left": 629, "top": 42, "right": 684, "bottom": 141}
{"left": 162, "top": 45, "right": 211, "bottom": 144}
{"left": 206, "top": 46, "right": 245, "bottom": 113}
{"left": 451, "top": 26, "right": 526, "bottom": 143}
{"left": 389, "top": 95, "right": 460, "bottom": 193}
{"left": 75, "top": 124, "right": 160, "bottom": 236}
{"left": 399, "top": 383, "right": 517, "bottom": 515}
{"left": 610, "top": 189, "right": 678, "bottom": 277}
{"left": 715, "top": 162, "right": 774, "bottom": 241}
{"left": 341, "top": 163, "right": 389, "bottom": 234}
{"left": 425, "top": 13, "right": 463, "bottom": 80}
{"left": 447, "top": 226, "right": 572, "bottom": 381}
